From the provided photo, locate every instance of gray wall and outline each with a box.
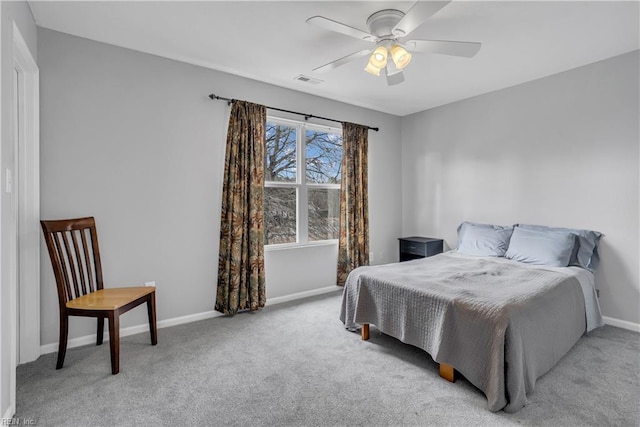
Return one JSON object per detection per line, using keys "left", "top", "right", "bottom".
{"left": 1, "top": 0, "right": 37, "bottom": 416}
{"left": 37, "top": 26, "right": 640, "bottom": 351}
{"left": 401, "top": 51, "right": 640, "bottom": 325}
{"left": 38, "top": 28, "right": 403, "bottom": 346}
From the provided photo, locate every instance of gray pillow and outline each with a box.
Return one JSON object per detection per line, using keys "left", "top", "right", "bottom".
{"left": 457, "top": 222, "right": 513, "bottom": 257}
{"left": 517, "top": 224, "right": 602, "bottom": 270}
{"left": 505, "top": 227, "right": 576, "bottom": 267}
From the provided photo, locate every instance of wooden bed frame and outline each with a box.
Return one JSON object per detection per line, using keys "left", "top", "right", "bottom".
{"left": 361, "top": 323, "right": 456, "bottom": 383}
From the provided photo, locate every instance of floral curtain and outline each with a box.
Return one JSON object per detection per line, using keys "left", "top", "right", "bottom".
{"left": 216, "top": 100, "right": 267, "bottom": 315}
{"left": 337, "top": 122, "right": 370, "bottom": 286}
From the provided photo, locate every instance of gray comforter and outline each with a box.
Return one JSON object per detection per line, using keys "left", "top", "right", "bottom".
{"left": 340, "top": 252, "right": 593, "bottom": 412}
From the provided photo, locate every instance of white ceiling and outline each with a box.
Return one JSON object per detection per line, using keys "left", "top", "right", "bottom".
{"left": 29, "top": 1, "right": 639, "bottom": 116}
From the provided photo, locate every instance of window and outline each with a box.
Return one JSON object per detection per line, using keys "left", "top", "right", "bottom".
{"left": 264, "top": 118, "right": 342, "bottom": 246}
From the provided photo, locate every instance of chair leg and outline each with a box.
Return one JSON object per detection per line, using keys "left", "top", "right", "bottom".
{"left": 97, "top": 317, "right": 104, "bottom": 345}
{"left": 108, "top": 312, "right": 120, "bottom": 375}
{"left": 147, "top": 293, "right": 158, "bottom": 345}
{"left": 56, "top": 314, "right": 69, "bottom": 370}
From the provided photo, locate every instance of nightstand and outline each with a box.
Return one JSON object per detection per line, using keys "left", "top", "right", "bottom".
{"left": 398, "top": 237, "right": 444, "bottom": 262}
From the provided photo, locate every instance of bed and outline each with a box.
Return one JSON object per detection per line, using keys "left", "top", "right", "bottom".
{"left": 340, "top": 224, "right": 603, "bottom": 413}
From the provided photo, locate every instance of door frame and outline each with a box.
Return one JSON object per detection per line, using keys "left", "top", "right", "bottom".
{"left": 13, "top": 21, "right": 40, "bottom": 364}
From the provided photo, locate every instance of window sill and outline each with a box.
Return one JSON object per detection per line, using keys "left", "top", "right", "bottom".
{"left": 264, "top": 240, "right": 338, "bottom": 252}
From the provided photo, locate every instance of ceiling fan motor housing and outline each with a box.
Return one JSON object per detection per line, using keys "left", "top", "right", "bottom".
{"left": 366, "top": 9, "right": 405, "bottom": 39}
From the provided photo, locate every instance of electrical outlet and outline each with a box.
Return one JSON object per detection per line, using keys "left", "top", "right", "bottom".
{"left": 369, "top": 252, "right": 374, "bottom": 263}
{"left": 145, "top": 281, "right": 156, "bottom": 287}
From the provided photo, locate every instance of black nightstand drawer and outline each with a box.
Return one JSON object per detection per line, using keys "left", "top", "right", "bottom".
{"left": 400, "top": 240, "right": 428, "bottom": 256}
{"left": 398, "top": 237, "right": 443, "bottom": 262}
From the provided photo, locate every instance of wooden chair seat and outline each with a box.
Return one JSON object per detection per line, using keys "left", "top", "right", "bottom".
{"left": 66, "top": 287, "right": 155, "bottom": 311}
{"left": 41, "top": 216, "right": 158, "bottom": 374}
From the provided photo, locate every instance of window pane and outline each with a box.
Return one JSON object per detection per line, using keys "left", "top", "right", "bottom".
{"left": 264, "top": 187, "right": 297, "bottom": 245}
{"left": 308, "top": 188, "right": 340, "bottom": 241}
{"left": 266, "top": 123, "right": 297, "bottom": 182}
{"left": 305, "top": 130, "right": 342, "bottom": 184}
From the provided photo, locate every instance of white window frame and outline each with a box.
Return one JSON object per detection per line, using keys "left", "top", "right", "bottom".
{"left": 264, "top": 116, "right": 342, "bottom": 249}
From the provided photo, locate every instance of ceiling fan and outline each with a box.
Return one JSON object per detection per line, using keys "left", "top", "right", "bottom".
{"left": 306, "top": 1, "right": 481, "bottom": 86}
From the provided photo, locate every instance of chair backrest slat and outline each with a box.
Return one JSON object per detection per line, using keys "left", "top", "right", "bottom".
{"left": 89, "top": 226, "right": 104, "bottom": 291}
{"left": 52, "top": 232, "right": 74, "bottom": 302}
{"left": 60, "top": 230, "right": 82, "bottom": 300}
{"left": 70, "top": 229, "right": 88, "bottom": 296}
{"left": 41, "top": 217, "right": 104, "bottom": 307}
{"left": 80, "top": 228, "right": 96, "bottom": 293}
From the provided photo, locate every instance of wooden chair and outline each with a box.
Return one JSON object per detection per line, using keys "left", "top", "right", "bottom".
{"left": 40, "top": 216, "right": 157, "bottom": 374}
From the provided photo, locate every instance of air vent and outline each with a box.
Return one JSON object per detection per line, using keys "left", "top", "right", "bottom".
{"left": 294, "top": 74, "right": 323, "bottom": 85}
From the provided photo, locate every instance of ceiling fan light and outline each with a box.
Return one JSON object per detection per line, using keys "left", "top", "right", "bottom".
{"left": 364, "top": 60, "right": 381, "bottom": 76}
{"left": 391, "top": 44, "right": 412, "bottom": 69}
{"left": 369, "top": 46, "right": 388, "bottom": 68}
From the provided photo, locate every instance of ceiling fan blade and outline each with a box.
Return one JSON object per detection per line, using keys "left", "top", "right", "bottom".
{"left": 312, "top": 49, "right": 371, "bottom": 73}
{"left": 307, "top": 16, "right": 376, "bottom": 41}
{"left": 406, "top": 40, "right": 481, "bottom": 58}
{"left": 392, "top": 1, "right": 451, "bottom": 37}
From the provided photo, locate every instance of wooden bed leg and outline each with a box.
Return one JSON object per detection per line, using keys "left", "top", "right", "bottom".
{"left": 439, "top": 363, "right": 456, "bottom": 383}
{"left": 361, "top": 324, "right": 370, "bottom": 341}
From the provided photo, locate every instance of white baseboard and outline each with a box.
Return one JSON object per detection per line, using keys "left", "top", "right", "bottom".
{"left": 266, "top": 285, "right": 341, "bottom": 306}
{"left": 602, "top": 316, "right": 640, "bottom": 333}
{"left": 40, "top": 286, "right": 342, "bottom": 355}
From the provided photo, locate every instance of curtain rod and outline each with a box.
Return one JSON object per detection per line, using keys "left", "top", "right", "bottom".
{"left": 208, "top": 94, "right": 379, "bottom": 132}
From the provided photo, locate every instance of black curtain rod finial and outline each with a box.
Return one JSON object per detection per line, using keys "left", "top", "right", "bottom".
{"left": 209, "top": 93, "right": 234, "bottom": 106}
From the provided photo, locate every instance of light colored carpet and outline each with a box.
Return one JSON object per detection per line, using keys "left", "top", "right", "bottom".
{"left": 16, "top": 291, "right": 640, "bottom": 426}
